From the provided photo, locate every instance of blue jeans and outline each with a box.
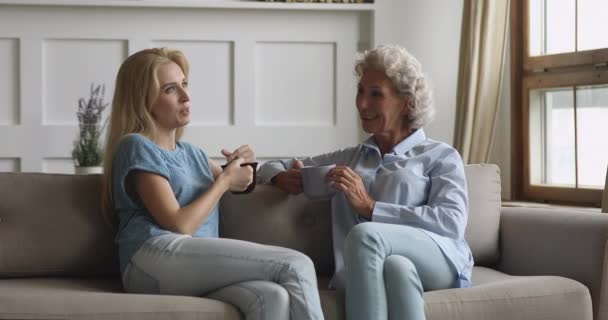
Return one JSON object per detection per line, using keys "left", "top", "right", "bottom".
{"left": 344, "top": 223, "right": 458, "bottom": 320}
{"left": 122, "top": 234, "right": 324, "bottom": 320}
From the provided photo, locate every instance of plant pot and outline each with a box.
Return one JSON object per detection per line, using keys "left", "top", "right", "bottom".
{"left": 74, "top": 166, "right": 103, "bottom": 175}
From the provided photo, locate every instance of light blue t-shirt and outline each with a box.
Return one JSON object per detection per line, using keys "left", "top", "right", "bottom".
{"left": 257, "top": 129, "right": 474, "bottom": 289}
{"left": 112, "top": 134, "right": 218, "bottom": 274}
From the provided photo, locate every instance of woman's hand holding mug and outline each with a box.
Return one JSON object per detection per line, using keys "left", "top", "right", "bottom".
{"left": 272, "top": 159, "right": 304, "bottom": 195}
{"left": 220, "top": 157, "right": 253, "bottom": 192}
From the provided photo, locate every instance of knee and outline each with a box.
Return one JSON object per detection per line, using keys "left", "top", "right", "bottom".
{"left": 346, "top": 223, "right": 383, "bottom": 247}
{"left": 384, "top": 255, "right": 422, "bottom": 290}
{"left": 345, "top": 223, "right": 384, "bottom": 260}
{"left": 384, "top": 255, "right": 417, "bottom": 277}
{"left": 254, "top": 281, "right": 290, "bottom": 307}
{"left": 239, "top": 281, "right": 290, "bottom": 319}
{"left": 285, "top": 251, "right": 316, "bottom": 275}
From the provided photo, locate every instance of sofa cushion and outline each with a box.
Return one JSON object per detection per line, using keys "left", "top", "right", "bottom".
{"left": 463, "top": 164, "right": 501, "bottom": 266}
{"left": 424, "top": 266, "right": 592, "bottom": 320}
{"left": 0, "top": 173, "right": 117, "bottom": 277}
{"left": 315, "top": 267, "right": 592, "bottom": 320}
{"left": 0, "top": 277, "right": 240, "bottom": 320}
{"left": 220, "top": 185, "right": 334, "bottom": 276}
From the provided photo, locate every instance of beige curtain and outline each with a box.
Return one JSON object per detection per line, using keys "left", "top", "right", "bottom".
{"left": 603, "top": 166, "right": 608, "bottom": 213}
{"left": 454, "top": 0, "right": 510, "bottom": 164}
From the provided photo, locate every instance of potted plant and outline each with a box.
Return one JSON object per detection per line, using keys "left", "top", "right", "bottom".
{"left": 72, "top": 83, "right": 109, "bottom": 175}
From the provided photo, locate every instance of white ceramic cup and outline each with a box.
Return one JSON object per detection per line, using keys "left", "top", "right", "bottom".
{"left": 301, "top": 164, "right": 336, "bottom": 200}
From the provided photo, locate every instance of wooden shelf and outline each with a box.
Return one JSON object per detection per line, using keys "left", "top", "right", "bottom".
{"left": 0, "top": 0, "right": 375, "bottom": 11}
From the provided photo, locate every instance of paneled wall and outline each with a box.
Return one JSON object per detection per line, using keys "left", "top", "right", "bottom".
{"left": 0, "top": 2, "right": 373, "bottom": 173}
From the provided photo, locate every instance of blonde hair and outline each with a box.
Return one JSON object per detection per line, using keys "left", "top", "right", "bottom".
{"left": 355, "top": 44, "right": 435, "bottom": 129}
{"left": 101, "top": 48, "right": 189, "bottom": 227}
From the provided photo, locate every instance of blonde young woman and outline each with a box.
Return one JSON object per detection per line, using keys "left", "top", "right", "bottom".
{"left": 258, "top": 45, "right": 474, "bottom": 320}
{"left": 101, "top": 48, "right": 324, "bottom": 320}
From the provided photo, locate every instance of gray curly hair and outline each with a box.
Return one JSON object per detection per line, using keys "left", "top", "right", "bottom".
{"left": 354, "top": 44, "right": 435, "bottom": 129}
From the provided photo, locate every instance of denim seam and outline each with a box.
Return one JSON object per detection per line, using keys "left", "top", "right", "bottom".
{"left": 234, "top": 282, "right": 265, "bottom": 319}
{"left": 129, "top": 260, "right": 160, "bottom": 294}
{"left": 139, "top": 238, "right": 295, "bottom": 266}
{"left": 154, "top": 250, "right": 295, "bottom": 268}
{"left": 141, "top": 240, "right": 300, "bottom": 267}
{"left": 372, "top": 227, "right": 391, "bottom": 257}
{"left": 369, "top": 226, "right": 389, "bottom": 320}
{"left": 281, "top": 262, "right": 314, "bottom": 319}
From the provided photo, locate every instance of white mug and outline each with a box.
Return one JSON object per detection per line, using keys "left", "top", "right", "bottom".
{"left": 301, "top": 164, "right": 336, "bottom": 200}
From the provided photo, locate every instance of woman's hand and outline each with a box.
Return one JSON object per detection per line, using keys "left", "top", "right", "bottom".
{"left": 327, "top": 166, "right": 375, "bottom": 219}
{"left": 273, "top": 160, "right": 304, "bottom": 195}
{"left": 222, "top": 145, "right": 256, "bottom": 163}
{"left": 219, "top": 157, "right": 253, "bottom": 192}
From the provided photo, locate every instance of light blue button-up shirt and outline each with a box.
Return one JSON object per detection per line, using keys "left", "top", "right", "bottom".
{"left": 257, "top": 129, "right": 474, "bottom": 289}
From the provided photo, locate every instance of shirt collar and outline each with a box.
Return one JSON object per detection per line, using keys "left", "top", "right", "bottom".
{"left": 361, "top": 129, "right": 427, "bottom": 156}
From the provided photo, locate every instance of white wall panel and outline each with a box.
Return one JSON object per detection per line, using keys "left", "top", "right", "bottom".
{"left": 0, "top": 158, "right": 20, "bottom": 172}
{"left": 42, "top": 39, "right": 126, "bottom": 125}
{"left": 42, "top": 157, "right": 73, "bottom": 174}
{"left": 0, "top": 38, "right": 19, "bottom": 125}
{"left": 0, "top": 3, "right": 372, "bottom": 172}
{"left": 255, "top": 42, "right": 335, "bottom": 126}
{"left": 373, "top": 0, "right": 463, "bottom": 145}
{"left": 153, "top": 40, "right": 233, "bottom": 126}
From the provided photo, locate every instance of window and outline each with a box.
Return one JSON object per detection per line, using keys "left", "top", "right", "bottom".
{"left": 511, "top": 0, "right": 608, "bottom": 206}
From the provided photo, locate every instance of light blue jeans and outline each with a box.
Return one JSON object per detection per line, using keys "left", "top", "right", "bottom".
{"left": 344, "top": 223, "right": 458, "bottom": 320}
{"left": 122, "top": 234, "right": 325, "bottom": 320}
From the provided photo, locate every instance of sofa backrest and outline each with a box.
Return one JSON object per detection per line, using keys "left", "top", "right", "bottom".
{"left": 0, "top": 164, "right": 501, "bottom": 278}
{"left": 220, "top": 186, "right": 336, "bottom": 275}
{"left": 0, "top": 173, "right": 118, "bottom": 277}
{"left": 463, "top": 164, "right": 501, "bottom": 266}
{"left": 221, "top": 163, "right": 503, "bottom": 274}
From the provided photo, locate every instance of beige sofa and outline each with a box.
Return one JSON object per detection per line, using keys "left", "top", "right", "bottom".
{"left": 0, "top": 164, "right": 606, "bottom": 320}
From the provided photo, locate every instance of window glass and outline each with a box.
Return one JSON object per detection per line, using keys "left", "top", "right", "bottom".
{"left": 528, "top": 0, "right": 543, "bottom": 56}
{"left": 529, "top": 0, "right": 576, "bottom": 56}
{"left": 529, "top": 88, "right": 576, "bottom": 186}
{"left": 578, "top": 0, "right": 608, "bottom": 51}
{"left": 576, "top": 85, "right": 608, "bottom": 188}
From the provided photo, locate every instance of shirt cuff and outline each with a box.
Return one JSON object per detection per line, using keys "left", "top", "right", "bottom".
{"left": 370, "top": 201, "right": 401, "bottom": 224}
{"left": 256, "top": 163, "right": 288, "bottom": 184}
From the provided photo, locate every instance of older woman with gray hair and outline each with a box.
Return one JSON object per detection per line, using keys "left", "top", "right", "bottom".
{"left": 257, "top": 44, "right": 473, "bottom": 320}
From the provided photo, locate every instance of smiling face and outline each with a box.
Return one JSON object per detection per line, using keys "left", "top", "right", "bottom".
{"left": 150, "top": 61, "right": 191, "bottom": 132}
{"left": 356, "top": 69, "right": 410, "bottom": 140}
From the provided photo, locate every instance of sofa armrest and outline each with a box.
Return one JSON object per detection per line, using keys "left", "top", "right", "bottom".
{"left": 498, "top": 207, "right": 608, "bottom": 320}
{"left": 219, "top": 185, "right": 335, "bottom": 276}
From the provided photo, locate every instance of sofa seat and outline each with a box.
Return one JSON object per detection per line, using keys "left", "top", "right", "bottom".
{"left": 425, "top": 266, "right": 592, "bottom": 319}
{"left": 0, "top": 277, "right": 241, "bottom": 320}
{"left": 0, "top": 267, "right": 592, "bottom": 320}
{"left": 315, "top": 266, "right": 592, "bottom": 320}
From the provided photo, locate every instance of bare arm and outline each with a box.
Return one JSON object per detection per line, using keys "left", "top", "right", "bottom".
{"left": 132, "top": 157, "right": 252, "bottom": 235}
{"left": 209, "top": 158, "right": 223, "bottom": 179}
